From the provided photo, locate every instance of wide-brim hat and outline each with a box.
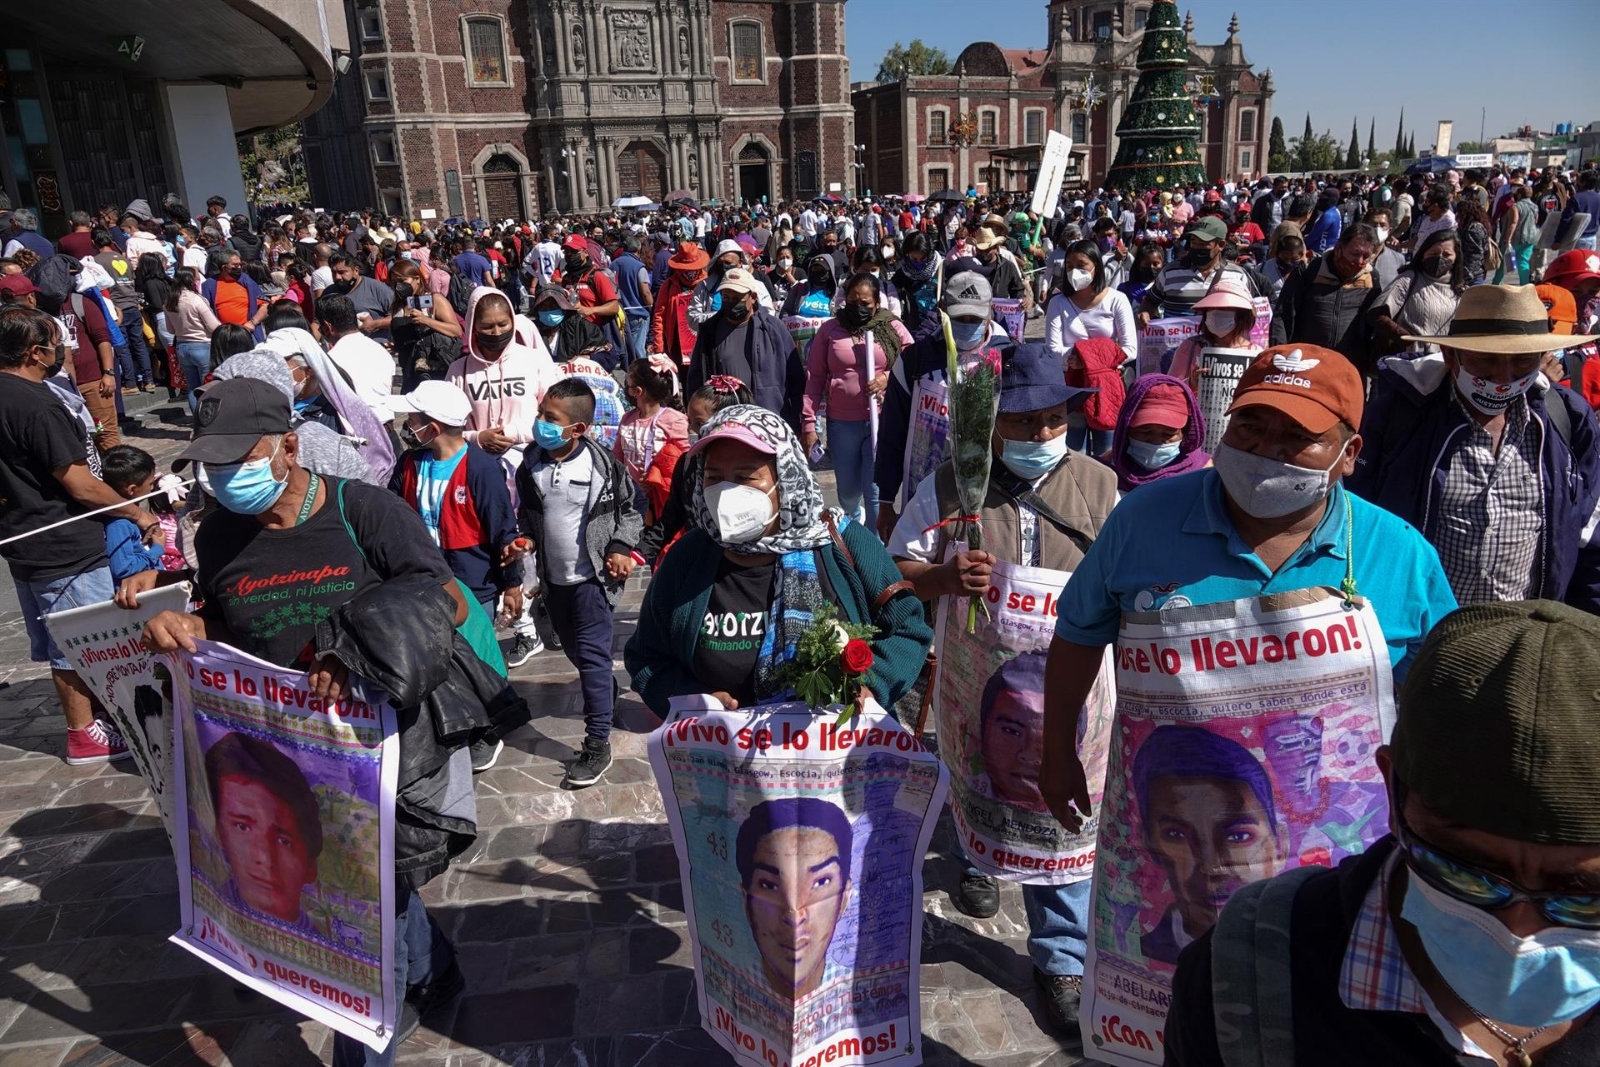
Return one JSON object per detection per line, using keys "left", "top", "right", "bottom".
{"left": 971, "top": 225, "right": 1006, "bottom": 251}
{"left": 667, "top": 242, "right": 709, "bottom": 270}
{"left": 1193, "top": 275, "right": 1256, "bottom": 313}
{"left": 1404, "top": 284, "right": 1597, "bottom": 354}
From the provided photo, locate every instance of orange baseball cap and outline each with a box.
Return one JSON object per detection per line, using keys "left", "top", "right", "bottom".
{"left": 1226, "top": 344, "right": 1364, "bottom": 435}
{"left": 1537, "top": 283, "right": 1578, "bottom": 335}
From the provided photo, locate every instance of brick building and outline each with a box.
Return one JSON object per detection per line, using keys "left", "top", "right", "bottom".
{"left": 304, "top": 0, "right": 854, "bottom": 219}
{"left": 852, "top": 1, "right": 1272, "bottom": 197}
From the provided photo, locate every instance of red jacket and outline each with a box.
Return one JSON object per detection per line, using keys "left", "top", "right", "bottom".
{"left": 1068, "top": 337, "right": 1127, "bottom": 431}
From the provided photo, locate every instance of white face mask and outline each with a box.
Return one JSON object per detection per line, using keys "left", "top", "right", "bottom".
{"left": 1212, "top": 441, "right": 1344, "bottom": 519}
{"left": 704, "top": 480, "right": 777, "bottom": 543}
{"left": 1455, "top": 365, "right": 1538, "bottom": 416}
{"left": 1067, "top": 268, "right": 1094, "bottom": 292}
{"left": 1204, "top": 310, "right": 1238, "bottom": 338}
{"left": 1375, "top": 226, "right": 1390, "bottom": 244}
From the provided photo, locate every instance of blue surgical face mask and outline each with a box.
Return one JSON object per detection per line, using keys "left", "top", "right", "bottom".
{"left": 537, "top": 309, "right": 564, "bottom": 328}
{"left": 534, "top": 419, "right": 571, "bottom": 451}
{"left": 950, "top": 319, "right": 988, "bottom": 351}
{"left": 197, "top": 439, "right": 289, "bottom": 516}
{"left": 1401, "top": 869, "right": 1600, "bottom": 1028}
{"left": 1000, "top": 433, "right": 1070, "bottom": 480}
{"left": 1126, "top": 437, "right": 1182, "bottom": 470}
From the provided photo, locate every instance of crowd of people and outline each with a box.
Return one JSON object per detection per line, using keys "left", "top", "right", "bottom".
{"left": 0, "top": 156, "right": 1597, "bottom": 1067}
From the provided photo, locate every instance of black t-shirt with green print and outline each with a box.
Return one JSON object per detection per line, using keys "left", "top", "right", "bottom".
{"left": 691, "top": 555, "right": 777, "bottom": 707}
{"left": 195, "top": 479, "right": 452, "bottom": 668}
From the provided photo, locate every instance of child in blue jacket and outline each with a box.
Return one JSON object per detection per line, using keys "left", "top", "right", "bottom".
{"left": 99, "top": 445, "right": 171, "bottom": 584}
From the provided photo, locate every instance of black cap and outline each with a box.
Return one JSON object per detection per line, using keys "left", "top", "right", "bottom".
{"left": 173, "top": 378, "right": 292, "bottom": 468}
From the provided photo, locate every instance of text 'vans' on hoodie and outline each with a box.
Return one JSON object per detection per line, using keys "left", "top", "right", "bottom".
{"left": 447, "top": 285, "right": 559, "bottom": 473}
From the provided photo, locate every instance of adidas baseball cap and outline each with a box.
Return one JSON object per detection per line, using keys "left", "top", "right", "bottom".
{"left": 942, "top": 271, "right": 993, "bottom": 319}
{"left": 1226, "top": 344, "right": 1364, "bottom": 435}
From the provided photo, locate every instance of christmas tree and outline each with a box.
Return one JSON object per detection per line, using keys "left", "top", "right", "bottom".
{"left": 1103, "top": 0, "right": 1207, "bottom": 192}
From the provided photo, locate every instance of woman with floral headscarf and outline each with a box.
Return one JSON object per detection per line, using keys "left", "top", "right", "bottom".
{"left": 625, "top": 403, "right": 931, "bottom": 715}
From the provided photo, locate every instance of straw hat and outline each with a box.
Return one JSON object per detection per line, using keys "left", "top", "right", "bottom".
{"left": 1403, "top": 284, "right": 1597, "bottom": 354}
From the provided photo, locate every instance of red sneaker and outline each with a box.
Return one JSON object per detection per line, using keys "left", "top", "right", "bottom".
{"left": 65, "top": 720, "right": 133, "bottom": 765}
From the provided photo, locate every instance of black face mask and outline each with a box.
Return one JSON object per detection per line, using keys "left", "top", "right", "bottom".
{"left": 476, "top": 330, "right": 514, "bottom": 357}
{"left": 35, "top": 343, "right": 66, "bottom": 377}
{"left": 226, "top": 266, "right": 243, "bottom": 280}
{"left": 1181, "top": 246, "right": 1213, "bottom": 269}
{"left": 808, "top": 267, "right": 833, "bottom": 288}
{"left": 723, "top": 299, "right": 752, "bottom": 324}
{"left": 563, "top": 253, "right": 585, "bottom": 275}
{"left": 839, "top": 303, "right": 873, "bottom": 331}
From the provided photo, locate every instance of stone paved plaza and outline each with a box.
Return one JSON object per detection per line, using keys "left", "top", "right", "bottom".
{"left": 0, "top": 402, "right": 1095, "bottom": 1067}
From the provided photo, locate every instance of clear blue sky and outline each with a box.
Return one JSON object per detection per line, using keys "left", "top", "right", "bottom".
{"left": 845, "top": 0, "right": 1593, "bottom": 151}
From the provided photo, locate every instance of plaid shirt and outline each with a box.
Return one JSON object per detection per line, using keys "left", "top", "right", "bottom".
{"left": 1433, "top": 390, "right": 1544, "bottom": 605}
{"left": 1339, "top": 854, "right": 1492, "bottom": 1061}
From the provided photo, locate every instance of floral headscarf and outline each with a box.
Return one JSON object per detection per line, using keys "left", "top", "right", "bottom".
{"left": 690, "top": 404, "right": 840, "bottom": 555}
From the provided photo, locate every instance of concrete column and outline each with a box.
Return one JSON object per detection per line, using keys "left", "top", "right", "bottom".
{"left": 164, "top": 85, "right": 248, "bottom": 213}
{"left": 603, "top": 138, "right": 621, "bottom": 204}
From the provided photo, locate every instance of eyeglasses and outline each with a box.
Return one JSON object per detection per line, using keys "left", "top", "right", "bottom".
{"left": 1395, "top": 803, "right": 1600, "bottom": 930}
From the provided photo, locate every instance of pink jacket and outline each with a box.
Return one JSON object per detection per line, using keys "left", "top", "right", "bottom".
{"left": 446, "top": 286, "right": 558, "bottom": 466}
{"left": 802, "top": 317, "right": 913, "bottom": 430}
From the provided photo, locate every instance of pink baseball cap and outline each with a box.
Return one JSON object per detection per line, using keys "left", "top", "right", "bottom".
{"left": 686, "top": 417, "right": 778, "bottom": 459}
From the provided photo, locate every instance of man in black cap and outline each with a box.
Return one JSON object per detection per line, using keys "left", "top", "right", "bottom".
{"left": 888, "top": 341, "right": 1116, "bottom": 1033}
{"left": 1165, "top": 600, "right": 1600, "bottom": 1067}
{"left": 141, "top": 376, "right": 469, "bottom": 1062}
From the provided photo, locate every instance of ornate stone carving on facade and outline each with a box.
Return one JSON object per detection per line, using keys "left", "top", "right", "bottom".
{"left": 612, "top": 11, "right": 655, "bottom": 71}
{"left": 611, "top": 84, "right": 661, "bottom": 101}
{"left": 585, "top": 157, "right": 598, "bottom": 195}
{"left": 542, "top": 23, "right": 558, "bottom": 71}
{"left": 572, "top": 25, "right": 587, "bottom": 73}
{"left": 688, "top": 151, "right": 699, "bottom": 186}
{"left": 677, "top": 26, "right": 691, "bottom": 70}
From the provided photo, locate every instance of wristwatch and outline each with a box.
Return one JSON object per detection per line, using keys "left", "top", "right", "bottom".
{"left": 101, "top": 370, "right": 116, "bottom": 378}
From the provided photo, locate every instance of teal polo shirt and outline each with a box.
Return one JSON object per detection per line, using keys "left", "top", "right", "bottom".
{"left": 1054, "top": 471, "right": 1457, "bottom": 683}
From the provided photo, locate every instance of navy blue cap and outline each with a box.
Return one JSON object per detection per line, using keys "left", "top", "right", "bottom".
{"left": 999, "top": 342, "right": 1097, "bottom": 414}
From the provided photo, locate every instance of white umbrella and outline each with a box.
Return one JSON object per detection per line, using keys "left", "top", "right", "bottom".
{"left": 613, "top": 195, "right": 654, "bottom": 209}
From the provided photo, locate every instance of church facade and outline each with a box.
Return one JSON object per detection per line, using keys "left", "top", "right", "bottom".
{"left": 304, "top": 0, "right": 853, "bottom": 218}
{"left": 853, "top": 1, "right": 1273, "bottom": 196}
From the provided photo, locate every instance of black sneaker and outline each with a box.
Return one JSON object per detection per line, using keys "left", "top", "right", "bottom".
{"left": 506, "top": 631, "right": 543, "bottom": 667}
{"left": 1033, "top": 967, "right": 1083, "bottom": 1034}
{"left": 533, "top": 600, "right": 562, "bottom": 651}
{"left": 399, "top": 960, "right": 465, "bottom": 1042}
{"left": 564, "top": 737, "right": 612, "bottom": 788}
{"left": 953, "top": 872, "right": 1000, "bottom": 919}
{"left": 469, "top": 732, "right": 503, "bottom": 772}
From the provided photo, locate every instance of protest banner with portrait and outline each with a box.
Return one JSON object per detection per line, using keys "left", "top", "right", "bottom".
{"left": 45, "top": 583, "right": 193, "bottom": 842}
{"left": 1136, "top": 317, "right": 1200, "bottom": 376}
{"left": 1079, "top": 589, "right": 1395, "bottom": 1065}
{"left": 169, "top": 640, "right": 398, "bottom": 1051}
{"left": 783, "top": 314, "right": 831, "bottom": 359}
{"left": 991, "top": 298, "right": 1025, "bottom": 345}
{"left": 650, "top": 695, "right": 947, "bottom": 1067}
{"left": 933, "top": 554, "right": 1114, "bottom": 885}
{"left": 902, "top": 377, "right": 950, "bottom": 507}
{"left": 1194, "top": 347, "right": 1259, "bottom": 453}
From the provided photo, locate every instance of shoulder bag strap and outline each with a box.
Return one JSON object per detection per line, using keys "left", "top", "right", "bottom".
{"left": 823, "top": 511, "right": 914, "bottom": 615}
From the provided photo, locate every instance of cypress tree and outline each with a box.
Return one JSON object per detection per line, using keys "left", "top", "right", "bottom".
{"left": 1346, "top": 118, "right": 1361, "bottom": 170}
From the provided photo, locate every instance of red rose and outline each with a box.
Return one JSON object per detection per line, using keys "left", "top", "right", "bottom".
{"left": 840, "top": 639, "right": 874, "bottom": 676}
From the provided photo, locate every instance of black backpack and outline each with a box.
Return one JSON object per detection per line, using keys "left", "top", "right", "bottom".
{"left": 444, "top": 269, "right": 474, "bottom": 319}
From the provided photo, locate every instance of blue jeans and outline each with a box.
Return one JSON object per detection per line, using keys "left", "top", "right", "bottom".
{"left": 331, "top": 889, "right": 454, "bottom": 1067}
{"left": 176, "top": 341, "right": 211, "bottom": 413}
{"left": 624, "top": 313, "right": 649, "bottom": 365}
{"left": 116, "top": 306, "right": 153, "bottom": 385}
{"left": 1577, "top": 236, "right": 1597, "bottom": 252}
{"left": 15, "top": 566, "right": 116, "bottom": 669}
{"left": 1066, "top": 416, "right": 1113, "bottom": 457}
{"left": 1022, "top": 878, "right": 1093, "bottom": 977}
{"left": 827, "top": 416, "right": 878, "bottom": 529}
